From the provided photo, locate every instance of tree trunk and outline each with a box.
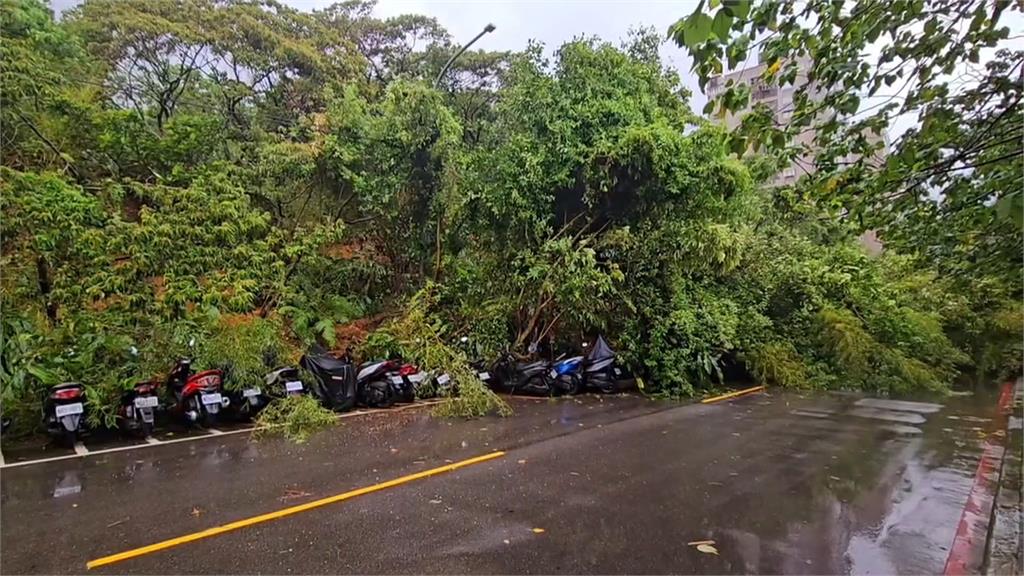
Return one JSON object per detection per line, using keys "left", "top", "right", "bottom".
{"left": 36, "top": 256, "right": 58, "bottom": 324}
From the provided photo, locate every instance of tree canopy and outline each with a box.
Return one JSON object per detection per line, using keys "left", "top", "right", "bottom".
{"left": 1, "top": 0, "right": 1019, "bottom": 429}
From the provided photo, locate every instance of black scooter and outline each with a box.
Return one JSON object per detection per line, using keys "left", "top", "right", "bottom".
{"left": 44, "top": 382, "right": 86, "bottom": 446}
{"left": 118, "top": 380, "right": 160, "bottom": 437}
{"left": 116, "top": 346, "right": 160, "bottom": 436}
{"left": 300, "top": 346, "right": 357, "bottom": 412}
{"left": 456, "top": 337, "right": 498, "bottom": 389}
{"left": 493, "top": 351, "right": 553, "bottom": 396}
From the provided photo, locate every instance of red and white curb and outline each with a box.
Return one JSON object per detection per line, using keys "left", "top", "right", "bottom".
{"left": 943, "top": 380, "right": 1017, "bottom": 575}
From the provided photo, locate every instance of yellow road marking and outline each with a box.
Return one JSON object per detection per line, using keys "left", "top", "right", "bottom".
{"left": 701, "top": 385, "right": 765, "bottom": 404}
{"left": 86, "top": 450, "right": 506, "bottom": 570}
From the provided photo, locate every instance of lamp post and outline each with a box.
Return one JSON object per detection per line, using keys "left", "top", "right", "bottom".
{"left": 431, "top": 23, "right": 495, "bottom": 282}
{"left": 433, "top": 23, "right": 496, "bottom": 88}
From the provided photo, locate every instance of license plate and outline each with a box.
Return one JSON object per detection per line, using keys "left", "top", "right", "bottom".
{"left": 409, "top": 373, "right": 425, "bottom": 383}
{"left": 549, "top": 369, "right": 558, "bottom": 379}
{"left": 243, "top": 387, "right": 262, "bottom": 398}
{"left": 285, "top": 381, "right": 303, "bottom": 393}
{"left": 478, "top": 372, "right": 491, "bottom": 380}
{"left": 437, "top": 374, "right": 450, "bottom": 385}
{"left": 134, "top": 396, "right": 159, "bottom": 408}
{"left": 201, "top": 393, "right": 222, "bottom": 406}
{"left": 389, "top": 376, "right": 404, "bottom": 385}
{"left": 55, "top": 403, "right": 84, "bottom": 417}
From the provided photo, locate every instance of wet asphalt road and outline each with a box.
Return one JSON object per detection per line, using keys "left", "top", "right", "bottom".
{"left": 0, "top": 389, "right": 1003, "bottom": 574}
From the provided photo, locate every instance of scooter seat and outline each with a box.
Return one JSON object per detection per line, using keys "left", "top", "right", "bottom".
{"left": 516, "top": 360, "right": 548, "bottom": 372}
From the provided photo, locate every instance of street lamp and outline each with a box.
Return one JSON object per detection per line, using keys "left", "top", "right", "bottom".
{"left": 433, "top": 23, "right": 496, "bottom": 88}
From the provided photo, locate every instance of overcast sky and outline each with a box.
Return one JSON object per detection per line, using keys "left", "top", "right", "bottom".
{"left": 289, "top": 0, "right": 707, "bottom": 111}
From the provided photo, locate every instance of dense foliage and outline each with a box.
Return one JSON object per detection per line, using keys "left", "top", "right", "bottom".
{"left": 1, "top": 0, "right": 1019, "bottom": 432}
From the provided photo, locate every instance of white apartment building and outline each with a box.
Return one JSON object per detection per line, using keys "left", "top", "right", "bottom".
{"left": 705, "top": 55, "right": 818, "bottom": 187}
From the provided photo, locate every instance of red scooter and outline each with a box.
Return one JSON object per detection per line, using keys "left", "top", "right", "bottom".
{"left": 164, "top": 339, "right": 229, "bottom": 427}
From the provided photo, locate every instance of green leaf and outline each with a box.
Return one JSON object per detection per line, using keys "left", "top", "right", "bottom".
{"left": 712, "top": 10, "right": 733, "bottom": 40}
{"left": 995, "top": 194, "right": 1023, "bottom": 230}
{"left": 683, "top": 13, "right": 715, "bottom": 48}
{"left": 723, "top": 0, "right": 751, "bottom": 20}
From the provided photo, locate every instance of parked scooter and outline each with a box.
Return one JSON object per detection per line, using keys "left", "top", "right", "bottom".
{"left": 44, "top": 382, "right": 86, "bottom": 446}
{"left": 393, "top": 362, "right": 421, "bottom": 403}
{"left": 300, "top": 345, "right": 357, "bottom": 412}
{"left": 456, "top": 336, "right": 497, "bottom": 389}
{"left": 265, "top": 366, "right": 307, "bottom": 398}
{"left": 228, "top": 381, "right": 268, "bottom": 422}
{"left": 117, "top": 346, "right": 160, "bottom": 437}
{"left": 356, "top": 358, "right": 400, "bottom": 408}
{"left": 582, "top": 335, "right": 624, "bottom": 393}
{"left": 549, "top": 352, "right": 584, "bottom": 395}
{"left": 165, "top": 338, "right": 229, "bottom": 427}
{"left": 494, "top": 351, "right": 553, "bottom": 396}
{"left": 118, "top": 379, "right": 160, "bottom": 437}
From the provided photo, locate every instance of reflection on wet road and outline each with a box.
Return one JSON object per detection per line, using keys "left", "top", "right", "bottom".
{"left": 0, "top": 389, "right": 1004, "bottom": 574}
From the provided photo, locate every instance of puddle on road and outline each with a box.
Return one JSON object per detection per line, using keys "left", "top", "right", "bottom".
{"left": 839, "top": 390, "right": 999, "bottom": 575}
{"left": 849, "top": 407, "right": 927, "bottom": 425}
{"left": 855, "top": 398, "right": 944, "bottom": 414}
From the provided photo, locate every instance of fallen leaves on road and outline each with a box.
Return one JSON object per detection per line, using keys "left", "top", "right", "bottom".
{"left": 696, "top": 544, "right": 719, "bottom": 555}
{"left": 687, "top": 540, "right": 720, "bottom": 555}
{"left": 531, "top": 528, "right": 545, "bottom": 534}
{"left": 190, "top": 506, "right": 203, "bottom": 518}
{"left": 279, "top": 489, "right": 312, "bottom": 502}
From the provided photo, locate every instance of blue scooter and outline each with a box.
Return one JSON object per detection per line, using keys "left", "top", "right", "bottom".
{"left": 549, "top": 353, "right": 584, "bottom": 396}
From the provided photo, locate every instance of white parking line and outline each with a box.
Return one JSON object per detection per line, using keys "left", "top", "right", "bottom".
{"left": 0, "top": 399, "right": 445, "bottom": 470}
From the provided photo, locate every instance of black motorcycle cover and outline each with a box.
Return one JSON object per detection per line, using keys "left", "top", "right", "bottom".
{"left": 300, "top": 348, "right": 357, "bottom": 411}
{"left": 586, "top": 335, "right": 615, "bottom": 363}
